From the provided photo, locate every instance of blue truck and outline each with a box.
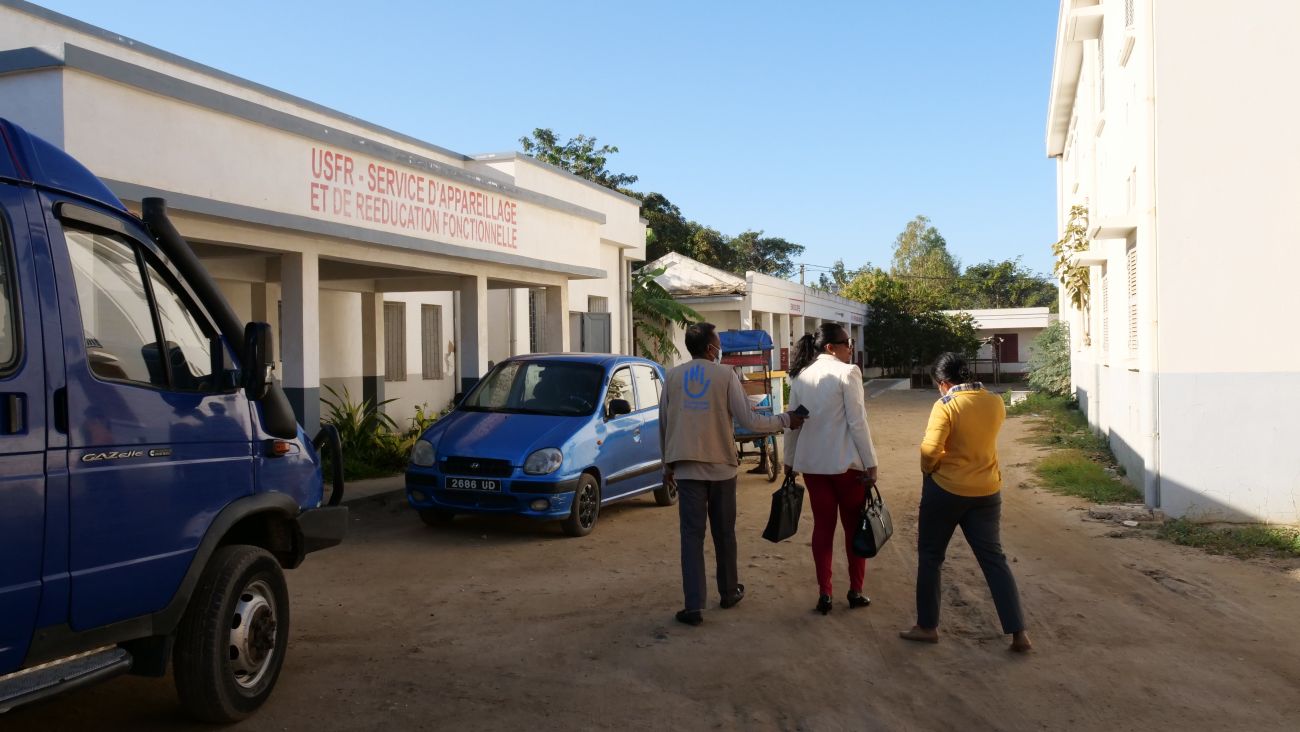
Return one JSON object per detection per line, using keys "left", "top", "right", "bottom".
{"left": 0, "top": 118, "right": 347, "bottom": 722}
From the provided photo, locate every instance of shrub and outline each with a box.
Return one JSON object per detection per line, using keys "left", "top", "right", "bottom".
{"left": 320, "top": 385, "right": 407, "bottom": 480}
{"left": 1027, "top": 320, "right": 1071, "bottom": 396}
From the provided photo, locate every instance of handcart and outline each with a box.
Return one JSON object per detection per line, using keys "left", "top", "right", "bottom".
{"left": 719, "top": 329, "right": 782, "bottom": 483}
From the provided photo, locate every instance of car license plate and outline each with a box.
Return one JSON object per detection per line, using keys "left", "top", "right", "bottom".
{"left": 447, "top": 477, "right": 500, "bottom": 492}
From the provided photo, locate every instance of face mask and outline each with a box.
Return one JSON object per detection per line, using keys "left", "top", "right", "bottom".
{"left": 712, "top": 346, "right": 723, "bottom": 365}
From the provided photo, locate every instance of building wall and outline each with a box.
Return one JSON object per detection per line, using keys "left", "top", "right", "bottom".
{"left": 1051, "top": 0, "right": 1300, "bottom": 521}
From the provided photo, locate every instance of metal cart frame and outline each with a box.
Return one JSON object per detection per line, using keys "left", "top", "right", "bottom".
{"left": 719, "top": 329, "right": 781, "bottom": 483}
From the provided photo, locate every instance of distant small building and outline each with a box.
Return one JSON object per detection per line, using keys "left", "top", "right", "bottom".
{"left": 639, "top": 253, "right": 868, "bottom": 370}
{"left": 942, "top": 307, "right": 1057, "bottom": 382}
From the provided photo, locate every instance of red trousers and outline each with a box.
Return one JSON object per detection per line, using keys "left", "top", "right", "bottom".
{"left": 804, "top": 471, "right": 867, "bottom": 596}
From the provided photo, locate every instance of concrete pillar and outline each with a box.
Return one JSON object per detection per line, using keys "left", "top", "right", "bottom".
{"left": 740, "top": 300, "right": 754, "bottom": 331}
{"left": 361, "top": 291, "right": 385, "bottom": 409}
{"left": 458, "top": 275, "right": 489, "bottom": 393}
{"left": 280, "top": 252, "right": 320, "bottom": 428}
{"left": 544, "top": 283, "right": 569, "bottom": 353}
{"left": 510, "top": 289, "right": 530, "bottom": 356}
{"left": 762, "top": 311, "right": 777, "bottom": 370}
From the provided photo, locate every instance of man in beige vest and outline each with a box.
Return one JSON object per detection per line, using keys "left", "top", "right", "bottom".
{"left": 660, "top": 323, "right": 806, "bottom": 626}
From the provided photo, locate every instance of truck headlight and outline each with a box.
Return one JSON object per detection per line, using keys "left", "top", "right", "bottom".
{"left": 523, "top": 448, "right": 563, "bottom": 475}
{"left": 410, "top": 439, "right": 436, "bottom": 467}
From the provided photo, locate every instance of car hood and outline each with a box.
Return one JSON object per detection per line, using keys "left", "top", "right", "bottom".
{"left": 426, "top": 410, "right": 583, "bottom": 463}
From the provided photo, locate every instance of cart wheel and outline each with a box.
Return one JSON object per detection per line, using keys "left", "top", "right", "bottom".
{"left": 765, "top": 437, "right": 780, "bottom": 483}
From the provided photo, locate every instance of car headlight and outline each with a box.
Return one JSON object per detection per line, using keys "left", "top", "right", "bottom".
{"left": 523, "top": 448, "right": 563, "bottom": 475}
{"left": 410, "top": 439, "right": 436, "bottom": 467}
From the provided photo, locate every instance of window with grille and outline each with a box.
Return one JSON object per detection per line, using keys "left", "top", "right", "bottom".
{"left": 1125, "top": 0, "right": 1135, "bottom": 28}
{"left": 421, "top": 304, "right": 443, "bottom": 380}
{"left": 1126, "top": 245, "right": 1138, "bottom": 354}
{"left": 1101, "top": 270, "right": 1110, "bottom": 356}
{"left": 384, "top": 301, "right": 406, "bottom": 381}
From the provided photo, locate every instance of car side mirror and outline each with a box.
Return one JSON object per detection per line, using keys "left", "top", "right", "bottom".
{"left": 242, "top": 322, "right": 273, "bottom": 401}
{"left": 607, "top": 398, "right": 632, "bottom": 419}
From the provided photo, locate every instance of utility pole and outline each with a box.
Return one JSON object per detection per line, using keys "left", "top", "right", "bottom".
{"left": 800, "top": 264, "right": 805, "bottom": 287}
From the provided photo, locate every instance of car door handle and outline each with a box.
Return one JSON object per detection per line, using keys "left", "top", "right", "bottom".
{"left": 1, "top": 393, "right": 23, "bottom": 434}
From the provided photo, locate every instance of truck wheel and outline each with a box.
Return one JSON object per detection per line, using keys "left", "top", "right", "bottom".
{"left": 419, "top": 508, "right": 456, "bottom": 527}
{"left": 561, "top": 474, "right": 600, "bottom": 537}
{"left": 174, "top": 545, "right": 289, "bottom": 723}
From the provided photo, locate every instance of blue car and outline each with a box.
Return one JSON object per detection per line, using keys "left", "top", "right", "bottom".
{"left": 406, "top": 354, "right": 673, "bottom": 536}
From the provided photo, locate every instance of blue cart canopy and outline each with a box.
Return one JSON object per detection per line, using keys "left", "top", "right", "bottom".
{"left": 718, "top": 329, "right": 773, "bottom": 354}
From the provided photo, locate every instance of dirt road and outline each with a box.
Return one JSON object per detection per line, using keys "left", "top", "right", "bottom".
{"left": 8, "top": 389, "right": 1300, "bottom": 730}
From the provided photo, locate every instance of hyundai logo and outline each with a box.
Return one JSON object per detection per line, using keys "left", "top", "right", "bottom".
{"left": 471, "top": 462, "right": 480, "bottom": 470}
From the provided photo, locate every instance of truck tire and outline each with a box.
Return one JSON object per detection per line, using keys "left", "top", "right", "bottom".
{"left": 173, "top": 545, "right": 290, "bottom": 723}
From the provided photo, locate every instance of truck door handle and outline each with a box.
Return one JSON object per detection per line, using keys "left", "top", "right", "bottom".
{"left": 1, "top": 393, "right": 23, "bottom": 434}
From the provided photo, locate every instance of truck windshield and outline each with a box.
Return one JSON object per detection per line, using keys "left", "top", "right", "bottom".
{"left": 462, "top": 361, "right": 604, "bottom": 416}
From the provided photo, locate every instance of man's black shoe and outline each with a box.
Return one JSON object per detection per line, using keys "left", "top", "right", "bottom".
{"left": 675, "top": 609, "right": 703, "bottom": 626}
{"left": 721, "top": 584, "right": 746, "bottom": 609}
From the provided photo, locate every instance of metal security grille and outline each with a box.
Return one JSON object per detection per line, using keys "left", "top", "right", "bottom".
{"left": 1125, "top": 0, "right": 1136, "bottom": 29}
{"left": 1126, "top": 245, "right": 1139, "bottom": 354}
{"left": 1097, "top": 33, "right": 1106, "bottom": 112}
{"left": 384, "top": 301, "right": 406, "bottom": 382}
{"left": 421, "top": 304, "right": 443, "bottom": 380}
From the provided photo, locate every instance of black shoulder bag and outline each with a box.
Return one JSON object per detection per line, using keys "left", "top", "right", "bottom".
{"left": 762, "top": 473, "right": 805, "bottom": 543}
{"left": 851, "top": 481, "right": 894, "bottom": 558}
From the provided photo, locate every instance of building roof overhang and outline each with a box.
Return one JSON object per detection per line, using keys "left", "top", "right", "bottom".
{"left": 1046, "top": 0, "right": 1103, "bottom": 158}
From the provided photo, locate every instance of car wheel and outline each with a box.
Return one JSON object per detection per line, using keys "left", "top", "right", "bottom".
{"left": 419, "top": 508, "right": 456, "bottom": 527}
{"left": 653, "top": 476, "right": 678, "bottom": 507}
{"left": 173, "top": 545, "right": 289, "bottom": 723}
{"left": 562, "top": 474, "right": 600, "bottom": 537}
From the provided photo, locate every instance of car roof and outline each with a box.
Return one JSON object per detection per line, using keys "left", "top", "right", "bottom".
{"left": 505, "top": 353, "right": 660, "bottom": 369}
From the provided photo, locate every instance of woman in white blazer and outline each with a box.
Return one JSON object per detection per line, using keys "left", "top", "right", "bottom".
{"left": 784, "top": 323, "right": 878, "bottom": 615}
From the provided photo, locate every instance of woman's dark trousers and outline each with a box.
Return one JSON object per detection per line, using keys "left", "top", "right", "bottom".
{"left": 915, "top": 474, "right": 1025, "bottom": 633}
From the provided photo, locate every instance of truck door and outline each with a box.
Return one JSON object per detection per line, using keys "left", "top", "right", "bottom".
{"left": 0, "top": 188, "right": 47, "bottom": 674}
{"left": 44, "top": 200, "right": 255, "bottom": 631}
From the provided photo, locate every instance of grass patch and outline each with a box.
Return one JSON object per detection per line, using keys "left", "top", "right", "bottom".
{"left": 1157, "top": 519, "right": 1300, "bottom": 559}
{"left": 1008, "top": 392, "right": 1137, "bottom": 502}
{"left": 1034, "top": 449, "right": 1141, "bottom": 503}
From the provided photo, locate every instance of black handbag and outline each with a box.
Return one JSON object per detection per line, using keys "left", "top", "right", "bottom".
{"left": 762, "top": 473, "right": 804, "bottom": 543}
{"left": 851, "top": 482, "right": 894, "bottom": 558}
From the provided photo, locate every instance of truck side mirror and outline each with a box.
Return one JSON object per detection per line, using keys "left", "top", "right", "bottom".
{"left": 607, "top": 398, "right": 632, "bottom": 419}
{"left": 243, "top": 322, "right": 273, "bottom": 401}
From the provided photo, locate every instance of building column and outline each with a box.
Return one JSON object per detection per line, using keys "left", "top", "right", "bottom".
{"left": 740, "top": 299, "right": 754, "bottom": 331}
{"left": 510, "top": 289, "right": 531, "bottom": 356}
{"left": 544, "top": 282, "right": 569, "bottom": 353}
{"left": 762, "top": 311, "right": 777, "bottom": 369}
{"left": 361, "top": 291, "right": 385, "bottom": 409}
{"left": 458, "top": 275, "right": 489, "bottom": 393}
{"left": 280, "top": 252, "right": 320, "bottom": 428}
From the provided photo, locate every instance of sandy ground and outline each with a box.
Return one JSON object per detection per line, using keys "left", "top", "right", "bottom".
{"left": 8, "top": 389, "right": 1300, "bottom": 731}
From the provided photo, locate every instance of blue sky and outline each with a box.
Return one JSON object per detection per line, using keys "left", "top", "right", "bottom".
{"left": 36, "top": 0, "right": 1061, "bottom": 277}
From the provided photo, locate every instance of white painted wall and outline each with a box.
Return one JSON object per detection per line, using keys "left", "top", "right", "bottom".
{"left": 1049, "top": 0, "right": 1300, "bottom": 521}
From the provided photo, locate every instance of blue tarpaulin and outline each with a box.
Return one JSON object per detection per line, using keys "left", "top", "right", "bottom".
{"left": 718, "top": 329, "right": 773, "bottom": 354}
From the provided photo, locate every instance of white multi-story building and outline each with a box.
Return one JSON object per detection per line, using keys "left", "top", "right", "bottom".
{"left": 1046, "top": 0, "right": 1300, "bottom": 522}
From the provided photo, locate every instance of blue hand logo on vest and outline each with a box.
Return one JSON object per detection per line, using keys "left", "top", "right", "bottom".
{"left": 684, "top": 363, "right": 711, "bottom": 400}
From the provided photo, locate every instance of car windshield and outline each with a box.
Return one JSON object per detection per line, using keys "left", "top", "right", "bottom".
{"left": 461, "top": 361, "right": 605, "bottom": 416}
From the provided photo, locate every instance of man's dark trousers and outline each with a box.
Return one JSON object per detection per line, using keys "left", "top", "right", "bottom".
{"left": 678, "top": 477, "right": 739, "bottom": 612}
{"left": 916, "top": 474, "right": 1025, "bottom": 633}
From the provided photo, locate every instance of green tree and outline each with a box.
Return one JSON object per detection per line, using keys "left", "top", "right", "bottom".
{"left": 631, "top": 267, "right": 700, "bottom": 364}
{"left": 686, "top": 224, "right": 734, "bottom": 271}
{"left": 1026, "top": 320, "right": 1072, "bottom": 396}
{"left": 518, "top": 128, "right": 638, "bottom": 190}
{"left": 814, "top": 259, "right": 859, "bottom": 294}
{"left": 890, "top": 215, "right": 960, "bottom": 309}
{"left": 638, "top": 191, "right": 693, "bottom": 262}
{"left": 844, "top": 267, "right": 978, "bottom": 375}
{"left": 955, "top": 257, "right": 1058, "bottom": 311}
{"left": 729, "top": 230, "right": 805, "bottom": 278}
{"left": 1052, "top": 205, "right": 1091, "bottom": 344}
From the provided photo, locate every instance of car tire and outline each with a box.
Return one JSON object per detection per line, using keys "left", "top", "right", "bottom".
{"left": 653, "top": 478, "right": 678, "bottom": 507}
{"left": 562, "top": 474, "right": 600, "bottom": 537}
{"left": 173, "top": 545, "right": 289, "bottom": 724}
{"left": 419, "top": 508, "right": 456, "bottom": 527}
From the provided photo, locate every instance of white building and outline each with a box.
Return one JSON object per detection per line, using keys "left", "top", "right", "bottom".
{"left": 1046, "top": 0, "right": 1300, "bottom": 522}
{"left": 642, "top": 253, "right": 868, "bottom": 372}
{"left": 941, "top": 307, "right": 1057, "bottom": 382}
{"left": 0, "top": 0, "right": 645, "bottom": 427}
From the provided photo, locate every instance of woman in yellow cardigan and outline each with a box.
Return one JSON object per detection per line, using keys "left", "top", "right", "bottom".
{"left": 900, "top": 352, "right": 1032, "bottom": 653}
